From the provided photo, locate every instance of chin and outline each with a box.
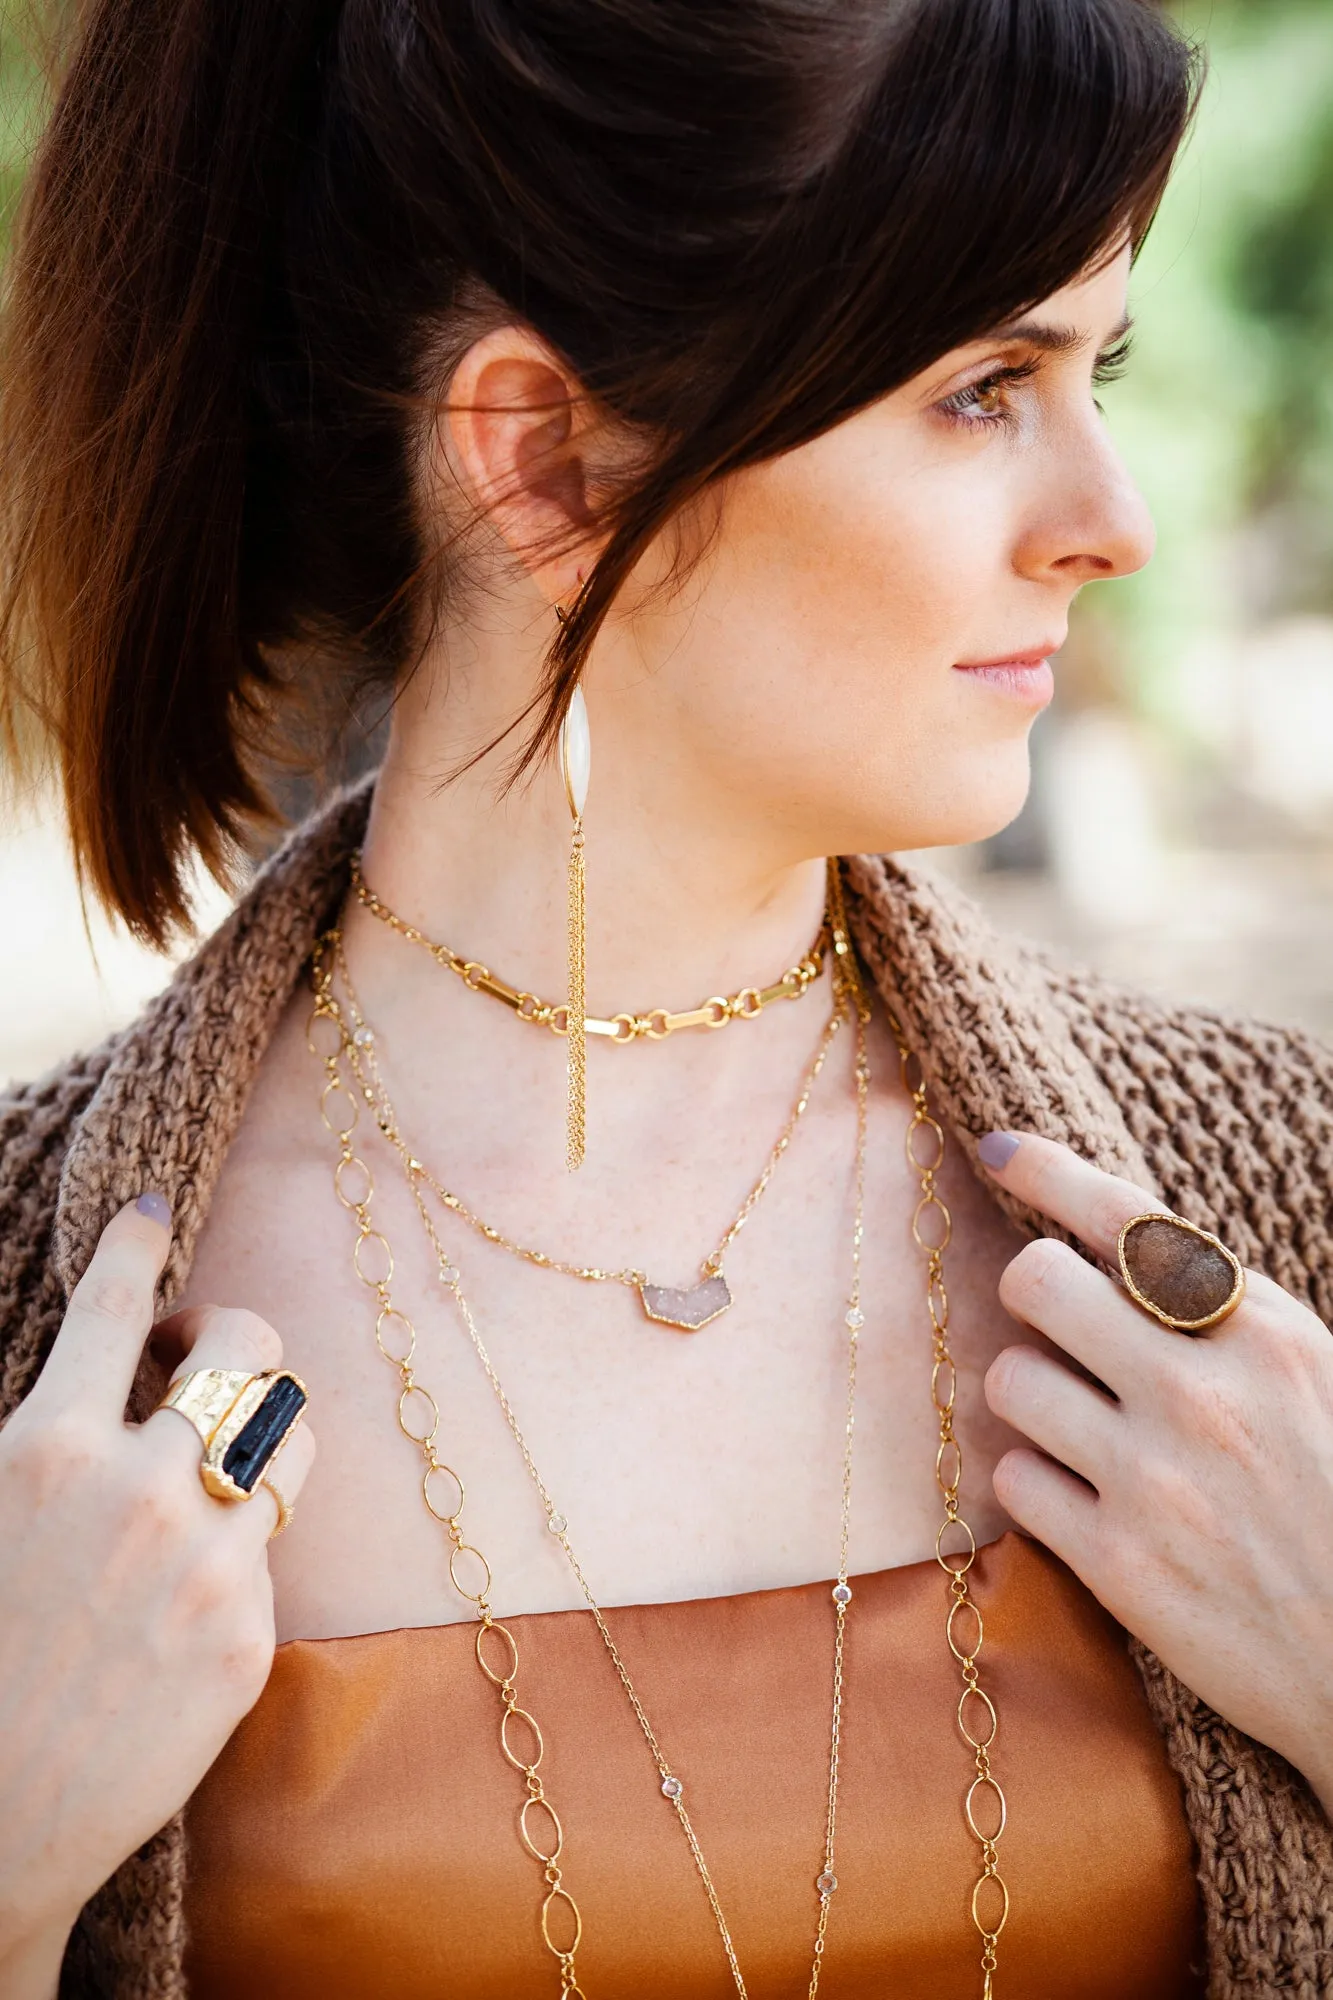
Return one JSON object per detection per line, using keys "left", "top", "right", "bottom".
{"left": 833, "top": 745, "right": 1034, "bottom": 857}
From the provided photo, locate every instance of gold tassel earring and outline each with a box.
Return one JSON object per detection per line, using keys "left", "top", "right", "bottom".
{"left": 558, "top": 658, "right": 591, "bottom": 1172}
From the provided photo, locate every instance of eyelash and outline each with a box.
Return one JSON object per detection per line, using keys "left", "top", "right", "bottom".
{"left": 935, "top": 333, "right": 1137, "bottom": 430}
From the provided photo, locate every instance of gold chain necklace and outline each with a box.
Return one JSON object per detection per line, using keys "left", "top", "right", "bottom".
{"left": 348, "top": 849, "right": 829, "bottom": 1045}
{"left": 340, "top": 952, "right": 842, "bottom": 1332}
{"left": 308, "top": 904, "right": 1008, "bottom": 1996}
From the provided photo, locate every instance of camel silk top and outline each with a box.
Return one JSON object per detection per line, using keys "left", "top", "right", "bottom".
{"left": 184, "top": 1535, "right": 1203, "bottom": 1996}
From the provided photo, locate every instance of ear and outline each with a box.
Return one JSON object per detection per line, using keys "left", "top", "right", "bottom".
{"left": 444, "top": 324, "right": 601, "bottom": 607}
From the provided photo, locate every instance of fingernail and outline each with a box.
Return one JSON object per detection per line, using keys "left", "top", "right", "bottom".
{"left": 136, "top": 1191, "right": 171, "bottom": 1227}
{"left": 977, "top": 1132, "right": 1021, "bottom": 1170}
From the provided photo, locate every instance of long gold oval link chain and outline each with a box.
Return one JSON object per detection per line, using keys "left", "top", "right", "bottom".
{"left": 885, "top": 1013, "right": 1009, "bottom": 1994}
{"left": 308, "top": 941, "right": 588, "bottom": 1998}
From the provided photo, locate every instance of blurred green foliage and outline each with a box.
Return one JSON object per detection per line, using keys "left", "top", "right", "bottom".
{"left": 0, "top": 4, "right": 43, "bottom": 255}
{"left": 1100, "top": 0, "right": 1333, "bottom": 721}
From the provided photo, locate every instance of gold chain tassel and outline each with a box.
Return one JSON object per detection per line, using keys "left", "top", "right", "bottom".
{"left": 566, "top": 815, "right": 586, "bottom": 1171}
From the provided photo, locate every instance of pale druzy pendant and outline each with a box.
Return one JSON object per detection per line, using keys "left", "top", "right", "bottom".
{"left": 639, "top": 1273, "right": 733, "bottom": 1330}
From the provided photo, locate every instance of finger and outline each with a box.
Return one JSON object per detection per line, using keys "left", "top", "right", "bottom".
{"left": 983, "top": 1341, "right": 1118, "bottom": 1489}
{"left": 998, "top": 1236, "right": 1172, "bottom": 1394}
{"left": 154, "top": 1303, "right": 285, "bottom": 1378}
{"left": 144, "top": 1305, "right": 287, "bottom": 1480}
{"left": 141, "top": 1306, "right": 312, "bottom": 1543}
{"left": 248, "top": 1419, "right": 316, "bottom": 1549}
{"left": 992, "top": 1445, "right": 1098, "bottom": 1572}
{"left": 36, "top": 1194, "right": 174, "bottom": 1414}
{"left": 978, "top": 1131, "right": 1170, "bottom": 1262}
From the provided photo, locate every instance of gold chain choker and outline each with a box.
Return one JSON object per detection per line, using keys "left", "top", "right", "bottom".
{"left": 348, "top": 850, "right": 828, "bottom": 1043}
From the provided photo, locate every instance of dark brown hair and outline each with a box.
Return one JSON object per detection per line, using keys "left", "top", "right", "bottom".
{"left": 0, "top": 0, "right": 1199, "bottom": 941}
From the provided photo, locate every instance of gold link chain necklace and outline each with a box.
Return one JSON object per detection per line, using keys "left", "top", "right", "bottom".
{"left": 308, "top": 873, "right": 1007, "bottom": 1995}
{"left": 349, "top": 849, "right": 829, "bottom": 1043}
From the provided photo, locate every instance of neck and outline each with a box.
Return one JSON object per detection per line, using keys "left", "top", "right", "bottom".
{"left": 336, "top": 609, "right": 867, "bottom": 1247}
{"left": 359, "top": 630, "right": 829, "bottom": 1015}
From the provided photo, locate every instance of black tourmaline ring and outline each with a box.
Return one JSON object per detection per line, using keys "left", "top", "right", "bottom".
{"left": 156, "top": 1367, "right": 308, "bottom": 1503}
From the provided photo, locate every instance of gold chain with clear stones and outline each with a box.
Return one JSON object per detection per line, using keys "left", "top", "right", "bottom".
{"left": 309, "top": 929, "right": 869, "bottom": 1999}
{"left": 348, "top": 848, "right": 829, "bottom": 1042}
{"left": 344, "top": 989, "right": 843, "bottom": 1297}
{"left": 824, "top": 859, "right": 1008, "bottom": 1993}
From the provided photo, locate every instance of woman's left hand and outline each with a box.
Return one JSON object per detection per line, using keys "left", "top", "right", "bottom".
{"left": 979, "top": 1130, "right": 1333, "bottom": 1813}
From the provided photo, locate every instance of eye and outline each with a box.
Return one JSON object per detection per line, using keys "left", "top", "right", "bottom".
{"left": 1091, "top": 329, "right": 1136, "bottom": 414}
{"left": 935, "top": 359, "right": 1039, "bottom": 431}
{"left": 1092, "top": 330, "right": 1135, "bottom": 387}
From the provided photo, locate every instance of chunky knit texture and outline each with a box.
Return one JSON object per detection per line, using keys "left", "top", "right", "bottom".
{"left": 3, "top": 781, "right": 1333, "bottom": 1998}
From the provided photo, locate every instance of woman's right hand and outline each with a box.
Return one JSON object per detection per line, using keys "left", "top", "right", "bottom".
{"left": 0, "top": 1196, "right": 315, "bottom": 1998}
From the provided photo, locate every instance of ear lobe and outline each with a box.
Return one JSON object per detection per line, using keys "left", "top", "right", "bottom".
{"left": 444, "top": 325, "right": 596, "bottom": 593}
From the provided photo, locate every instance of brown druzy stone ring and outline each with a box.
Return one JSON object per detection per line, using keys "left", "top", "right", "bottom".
{"left": 1116, "top": 1214, "right": 1247, "bottom": 1335}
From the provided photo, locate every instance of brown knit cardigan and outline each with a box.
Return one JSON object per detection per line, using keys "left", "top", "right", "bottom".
{"left": 4, "top": 780, "right": 1333, "bottom": 1998}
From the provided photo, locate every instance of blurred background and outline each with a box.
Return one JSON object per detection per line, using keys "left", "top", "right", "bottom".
{"left": 2, "top": 0, "right": 1333, "bottom": 1087}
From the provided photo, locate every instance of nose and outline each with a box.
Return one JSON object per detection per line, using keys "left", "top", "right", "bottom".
{"left": 1016, "top": 421, "right": 1156, "bottom": 587}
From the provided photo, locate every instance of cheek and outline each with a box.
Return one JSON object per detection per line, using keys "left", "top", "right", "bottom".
{"left": 669, "top": 432, "right": 1035, "bottom": 846}
{"left": 722, "top": 432, "right": 982, "bottom": 671}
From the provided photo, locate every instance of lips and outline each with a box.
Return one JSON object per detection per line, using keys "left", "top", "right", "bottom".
{"left": 952, "top": 645, "right": 1060, "bottom": 706}
{"left": 954, "top": 642, "right": 1064, "bottom": 671}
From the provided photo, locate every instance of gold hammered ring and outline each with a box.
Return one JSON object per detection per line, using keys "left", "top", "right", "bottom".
{"left": 155, "top": 1367, "right": 308, "bottom": 1502}
{"left": 1116, "top": 1213, "right": 1246, "bottom": 1335}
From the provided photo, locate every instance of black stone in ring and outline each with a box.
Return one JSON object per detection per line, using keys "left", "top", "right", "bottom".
{"left": 200, "top": 1371, "right": 308, "bottom": 1501}
{"left": 222, "top": 1375, "right": 308, "bottom": 1493}
{"left": 1117, "top": 1214, "right": 1246, "bottom": 1335}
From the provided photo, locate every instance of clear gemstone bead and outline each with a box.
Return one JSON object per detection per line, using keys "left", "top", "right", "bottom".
{"left": 845, "top": 1307, "right": 864, "bottom": 1330}
{"left": 547, "top": 1513, "right": 568, "bottom": 1535}
{"left": 353, "top": 1026, "right": 375, "bottom": 1047}
{"left": 817, "top": 1871, "right": 838, "bottom": 1896}
{"left": 832, "top": 1582, "right": 853, "bottom": 1606}
{"left": 661, "top": 1774, "right": 683, "bottom": 1799}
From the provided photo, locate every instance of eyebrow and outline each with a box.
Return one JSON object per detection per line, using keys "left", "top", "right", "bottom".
{"left": 983, "top": 310, "right": 1135, "bottom": 355}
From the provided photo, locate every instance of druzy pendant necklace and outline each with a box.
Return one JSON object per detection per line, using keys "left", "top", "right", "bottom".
{"left": 345, "top": 855, "right": 844, "bottom": 1327}
{"left": 337, "top": 948, "right": 845, "bottom": 1333}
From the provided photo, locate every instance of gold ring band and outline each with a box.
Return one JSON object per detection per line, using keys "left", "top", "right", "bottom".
{"left": 261, "top": 1473, "right": 296, "bottom": 1540}
{"left": 156, "top": 1367, "right": 308, "bottom": 1502}
{"left": 1117, "top": 1213, "right": 1246, "bottom": 1334}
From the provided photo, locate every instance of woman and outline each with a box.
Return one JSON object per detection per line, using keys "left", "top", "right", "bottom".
{"left": 3, "top": 0, "right": 1333, "bottom": 1994}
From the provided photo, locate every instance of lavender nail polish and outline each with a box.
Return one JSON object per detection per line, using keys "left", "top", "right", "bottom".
{"left": 136, "top": 1191, "right": 171, "bottom": 1227}
{"left": 977, "top": 1131, "right": 1021, "bottom": 1171}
